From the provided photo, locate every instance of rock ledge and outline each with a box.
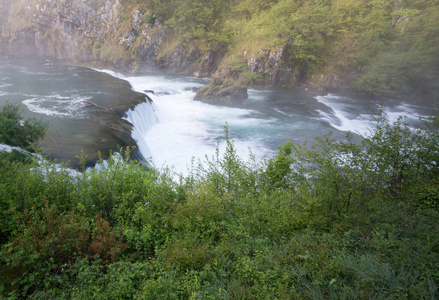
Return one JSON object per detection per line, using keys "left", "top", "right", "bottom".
{"left": 194, "top": 77, "right": 248, "bottom": 104}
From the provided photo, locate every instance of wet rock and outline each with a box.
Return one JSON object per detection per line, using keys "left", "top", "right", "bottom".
{"left": 155, "top": 91, "right": 172, "bottom": 96}
{"left": 194, "top": 77, "right": 248, "bottom": 104}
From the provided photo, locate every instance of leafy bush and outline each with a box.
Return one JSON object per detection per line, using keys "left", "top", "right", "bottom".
{"left": 0, "top": 149, "right": 32, "bottom": 165}
{"left": 1, "top": 112, "right": 439, "bottom": 298}
{"left": 142, "top": 13, "right": 156, "bottom": 25}
{"left": 0, "top": 103, "right": 48, "bottom": 149}
{"left": 0, "top": 200, "right": 127, "bottom": 297}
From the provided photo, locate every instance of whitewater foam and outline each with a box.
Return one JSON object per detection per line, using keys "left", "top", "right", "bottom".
{"left": 22, "top": 94, "right": 91, "bottom": 118}
{"left": 315, "top": 94, "right": 428, "bottom": 136}
{"left": 96, "top": 70, "right": 433, "bottom": 175}
{"left": 121, "top": 75, "right": 273, "bottom": 174}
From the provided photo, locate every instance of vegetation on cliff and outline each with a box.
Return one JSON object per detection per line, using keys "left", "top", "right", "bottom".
{"left": 143, "top": 0, "right": 439, "bottom": 99}
{"left": 0, "top": 104, "right": 438, "bottom": 298}
{"left": 1, "top": 0, "right": 437, "bottom": 99}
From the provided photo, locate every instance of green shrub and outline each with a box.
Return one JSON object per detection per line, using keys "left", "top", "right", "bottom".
{"left": 142, "top": 13, "right": 156, "bottom": 24}
{"left": 0, "top": 200, "right": 127, "bottom": 297}
{"left": 0, "top": 111, "right": 438, "bottom": 298}
{"left": 160, "top": 236, "right": 212, "bottom": 271}
{"left": 0, "top": 149, "right": 32, "bottom": 165}
{"left": 0, "top": 103, "right": 48, "bottom": 149}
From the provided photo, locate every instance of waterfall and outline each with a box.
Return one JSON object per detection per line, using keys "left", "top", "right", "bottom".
{"left": 95, "top": 69, "right": 432, "bottom": 174}
{"left": 123, "top": 100, "right": 158, "bottom": 164}
{"left": 118, "top": 75, "right": 274, "bottom": 173}
{"left": 315, "top": 94, "right": 429, "bottom": 136}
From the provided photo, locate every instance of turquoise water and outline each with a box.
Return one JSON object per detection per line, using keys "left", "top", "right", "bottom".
{"left": 0, "top": 57, "right": 434, "bottom": 172}
{"left": 115, "top": 73, "right": 433, "bottom": 174}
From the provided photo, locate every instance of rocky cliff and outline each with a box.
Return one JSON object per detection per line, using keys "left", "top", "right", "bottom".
{"left": 0, "top": 0, "right": 293, "bottom": 90}
{"left": 1, "top": 0, "right": 119, "bottom": 62}
{"left": 0, "top": 0, "right": 220, "bottom": 77}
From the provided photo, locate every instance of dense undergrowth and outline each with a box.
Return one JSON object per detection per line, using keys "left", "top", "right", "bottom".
{"left": 0, "top": 105, "right": 438, "bottom": 299}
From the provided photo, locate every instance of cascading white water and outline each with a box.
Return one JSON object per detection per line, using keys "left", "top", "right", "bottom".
{"left": 315, "top": 94, "right": 377, "bottom": 136}
{"left": 91, "top": 69, "right": 433, "bottom": 175}
{"left": 124, "top": 101, "right": 158, "bottom": 163}
{"left": 0, "top": 59, "right": 433, "bottom": 174}
{"left": 122, "top": 75, "right": 273, "bottom": 173}
{"left": 315, "top": 94, "right": 429, "bottom": 136}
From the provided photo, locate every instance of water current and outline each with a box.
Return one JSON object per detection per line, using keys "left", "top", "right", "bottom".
{"left": 0, "top": 57, "right": 434, "bottom": 173}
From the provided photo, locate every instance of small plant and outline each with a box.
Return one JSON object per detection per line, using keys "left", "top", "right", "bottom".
{"left": 142, "top": 13, "right": 156, "bottom": 25}
{"left": 1, "top": 112, "right": 439, "bottom": 298}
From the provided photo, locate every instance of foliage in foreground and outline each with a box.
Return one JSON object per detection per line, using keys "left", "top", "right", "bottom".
{"left": 0, "top": 112, "right": 439, "bottom": 299}
{"left": 0, "top": 103, "right": 48, "bottom": 150}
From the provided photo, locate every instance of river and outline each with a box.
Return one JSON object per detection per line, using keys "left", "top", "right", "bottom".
{"left": 0, "top": 57, "right": 433, "bottom": 173}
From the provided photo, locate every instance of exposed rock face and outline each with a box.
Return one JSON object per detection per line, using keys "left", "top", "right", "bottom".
{"left": 194, "top": 77, "right": 248, "bottom": 105}
{"left": 1, "top": 0, "right": 121, "bottom": 63}
{"left": 245, "top": 47, "right": 294, "bottom": 86}
{"left": 0, "top": 0, "right": 296, "bottom": 90}
{"left": 0, "top": 0, "right": 219, "bottom": 76}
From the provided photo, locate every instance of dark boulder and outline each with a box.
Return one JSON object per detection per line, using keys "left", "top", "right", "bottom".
{"left": 194, "top": 77, "right": 248, "bottom": 104}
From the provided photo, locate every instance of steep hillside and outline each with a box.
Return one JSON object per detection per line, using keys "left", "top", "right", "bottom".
{"left": 0, "top": 0, "right": 219, "bottom": 75}
{"left": 0, "top": 0, "right": 438, "bottom": 99}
